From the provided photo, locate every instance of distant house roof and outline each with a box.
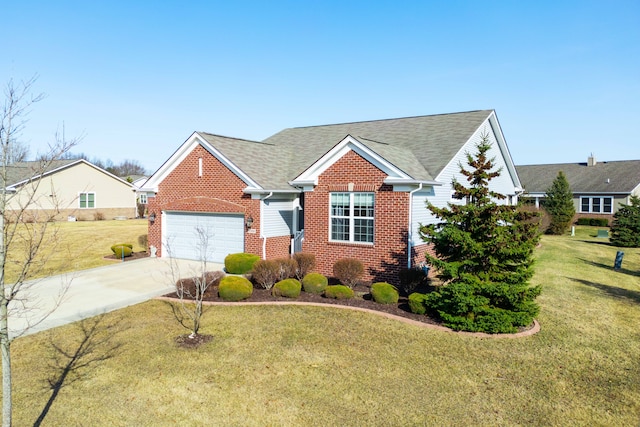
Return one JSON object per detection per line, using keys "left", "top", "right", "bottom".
{"left": 196, "top": 109, "right": 495, "bottom": 190}
{"left": 516, "top": 159, "right": 640, "bottom": 195}
{"left": 4, "top": 159, "right": 134, "bottom": 190}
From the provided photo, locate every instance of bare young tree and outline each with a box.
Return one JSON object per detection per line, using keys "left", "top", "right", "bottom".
{"left": 0, "top": 77, "right": 78, "bottom": 426}
{"left": 166, "top": 226, "right": 220, "bottom": 341}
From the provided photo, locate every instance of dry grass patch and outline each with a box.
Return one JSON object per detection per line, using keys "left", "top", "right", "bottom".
{"left": 4, "top": 226, "right": 640, "bottom": 425}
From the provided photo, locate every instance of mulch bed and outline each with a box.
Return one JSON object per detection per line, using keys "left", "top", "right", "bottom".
{"left": 103, "top": 251, "right": 151, "bottom": 262}
{"left": 164, "top": 279, "right": 443, "bottom": 327}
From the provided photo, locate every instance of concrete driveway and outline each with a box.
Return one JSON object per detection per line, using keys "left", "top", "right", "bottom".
{"left": 8, "top": 257, "right": 224, "bottom": 339}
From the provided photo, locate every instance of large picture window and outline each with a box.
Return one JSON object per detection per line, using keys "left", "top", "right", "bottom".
{"left": 330, "top": 192, "right": 374, "bottom": 243}
{"left": 580, "top": 196, "right": 612, "bottom": 214}
{"left": 79, "top": 192, "right": 95, "bottom": 209}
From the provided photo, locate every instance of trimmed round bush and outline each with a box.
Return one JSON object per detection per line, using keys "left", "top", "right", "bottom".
{"left": 408, "top": 292, "right": 428, "bottom": 315}
{"left": 332, "top": 258, "right": 364, "bottom": 288}
{"left": 111, "top": 243, "right": 133, "bottom": 258}
{"left": 301, "top": 273, "right": 328, "bottom": 294}
{"left": 324, "top": 285, "right": 354, "bottom": 299}
{"left": 272, "top": 279, "right": 302, "bottom": 298}
{"left": 218, "top": 276, "right": 253, "bottom": 301}
{"left": 370, "top": 282, "right": 399, "bottom": 304}
{"left": 224, "top": 253, "right": 260, "bottom": 274}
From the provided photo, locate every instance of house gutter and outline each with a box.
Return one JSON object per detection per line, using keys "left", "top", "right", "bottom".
{"left": 260, "top": 192, "right": 274, "bottom": 260}
{"left": 407, "top": 183, "right": 423, "bottom": 269}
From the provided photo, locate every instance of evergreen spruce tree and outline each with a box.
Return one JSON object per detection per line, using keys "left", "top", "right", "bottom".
{"left": 545, "top": 171, "right": 575, "bottom": 235}
{"left": 609, "top": 196, "right": 640, "bottom": 247}
{"left": 418, "top": 137, "right": 541, "bottom": 333}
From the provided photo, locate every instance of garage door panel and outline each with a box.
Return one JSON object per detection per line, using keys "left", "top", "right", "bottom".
{"left": 164, "top": 212, "right": 244, "bottom": 262}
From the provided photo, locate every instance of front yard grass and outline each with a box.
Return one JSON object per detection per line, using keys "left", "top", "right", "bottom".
{"left": 5, "top": 219, "right": 148, "bottom": 283}
{"left": 5, "top": 226, "right": 640, "bottom": 425}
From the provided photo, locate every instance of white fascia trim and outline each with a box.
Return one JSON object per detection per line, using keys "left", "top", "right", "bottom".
{"left": 487, "top": 111, "right": 522, "bottom": 189}
{"left": 245, "top": 188, "right": 301, "bottom": 200}
{"left": 144, "top": 132, "right": 262, "bottom": 190}
{"left": 290, "top": 135, "right": 411, "bottom": 187}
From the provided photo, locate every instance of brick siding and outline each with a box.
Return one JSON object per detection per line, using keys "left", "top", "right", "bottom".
{"left": 302, "top": 150, "right": 410, "bottom": 285}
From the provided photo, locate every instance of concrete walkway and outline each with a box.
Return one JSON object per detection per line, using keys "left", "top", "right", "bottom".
{"left": 8, "top": 257, "right": 223, "bottom": 339}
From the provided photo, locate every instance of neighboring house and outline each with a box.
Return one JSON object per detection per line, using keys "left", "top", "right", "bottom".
{"left": 5, "top": 159, "right": 136, "bottom": 221}
{"left": 143, "top": 110, "right": 522, "bottom": 284}
{"left": 128, "top": 175, "right": 151, "bottom": 217}
{"left": 516, "top": 156, "right": 640, "bottom": 224}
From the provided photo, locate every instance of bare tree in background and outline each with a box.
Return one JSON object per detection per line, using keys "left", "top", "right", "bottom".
{"left": 0, "top": 77, "right": 79, "bottom": 426}
{"left": 166, "top": 226, "right": 220, "bottom": 341}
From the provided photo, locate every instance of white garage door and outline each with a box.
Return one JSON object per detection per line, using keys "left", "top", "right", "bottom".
{"left": 164, "top": 212, "right": 244, "bottom": 262}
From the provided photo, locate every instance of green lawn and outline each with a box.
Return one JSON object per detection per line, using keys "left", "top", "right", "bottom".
{"left": 5, "top": 225, "right": 640, "bottom": 425}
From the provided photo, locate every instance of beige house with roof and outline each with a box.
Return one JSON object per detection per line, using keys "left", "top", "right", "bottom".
{"left": 5, "top": 159, "right": 136, "bottom": 221}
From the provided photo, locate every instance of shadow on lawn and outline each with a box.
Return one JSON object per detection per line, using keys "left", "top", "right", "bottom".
{"left": 579, "top": 258, "right": 640, "bottom": 278}
{"left": 569, "top": 277, "right": 640, "bottom": 304}
{"left": 34, "top": 314, "right": 127, "bottom": 427}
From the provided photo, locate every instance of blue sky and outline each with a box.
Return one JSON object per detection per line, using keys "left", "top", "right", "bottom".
{"left": 2, "top": 1, "right": 639, "bottom": 173}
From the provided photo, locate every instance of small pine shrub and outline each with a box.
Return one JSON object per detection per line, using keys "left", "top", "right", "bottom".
{"left": 218, "top": 276, "right": 253, "bottom": 301}
{"left": 301, "top": 273, "right": 328, "bottom": 294}
{"left": 324, "top": 285, "right": 354, "bottom": 299}
{"left": 272, "top": 279, "right": 302, "bottom": 298}
{"left": 225, "top": 253, "right": 260, "bottom": 274}
{"left": 251, "top": 260, "right": 281, "bottom": 290}
{"left": 370, "top": 282, "right": 399, "bottom": 304}
{"left": 408, "top": 293, "right": 428, "bottom": 315}
{"left": 293, "top": 252, "right": 316, "bottom": 280}
{"left": 332, "top": 258, "right": 364, "bottom": 288}
{"left": 111, "top": 243, "right": 133, "bottom": 258}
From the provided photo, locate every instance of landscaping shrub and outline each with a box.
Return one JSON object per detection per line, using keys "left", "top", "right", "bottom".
{"left": 293, "top": 252, "right": 316, "bottom": 280}
{"left": 94, "top": 212, "right": 106, "bottom": 221}
{"left": 224, "top": 253, "right": 260, "bottom": 274}
{"left": 324, "top": 285, "right": 354, "bottom": 299}
{"left": 301, "top": 272, "right": 328, "bottom": 294}
{"left": 398, "top": 268, "right": 427, "bottom": 295}
{"left": 251, "top": 259, "right": 280, "bottom": 290}
{"left": 332, "top": 258, "right": 364, "bottom": 288}
{"left": 218, "top": 276, "right": 253, "bottom": 301}
{"left": 275, "top": 257, "right": 297, "bottom": 281}
{"left": 370, "top": 282, "right": 399, "bottom": 304}
{"left": 111, "top": 243, "right": 133, "bottom": 258}
{"left": 610, "top": 196, "right": 640, "bottom": 247}
{"left": 176, "top": 271, "right": 224, "bottom": 299}
{"left": 138, "top": 234, "right": 148, "bottom": 249}
{"left": 576, "top": 217, "right": 610, "bottom": 227}
{"left": 272, "top": 279, "right": 302, "bottom": 298}
{"left": 408, "top": 293, "right": 428, "bottom": 315}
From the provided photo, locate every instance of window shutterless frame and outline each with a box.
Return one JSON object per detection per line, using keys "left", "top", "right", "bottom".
{"left": 79, "top": 192, "right": 95, "bottom": 209}
{"left": 329, "top": 192, "right": 374, "bottom": 243}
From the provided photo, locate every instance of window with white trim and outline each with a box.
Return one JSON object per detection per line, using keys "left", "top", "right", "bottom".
{"left": 79, "top": 192, "right": 95, "bottom": 209}
{"left": 580, "top": 196, "right": 612, "bottom": 213}
{"left": 139, "top": 194, "right": 148, "bottom": 204}
{"left": 330, "top": 192, "right": 374, "bottom": 243}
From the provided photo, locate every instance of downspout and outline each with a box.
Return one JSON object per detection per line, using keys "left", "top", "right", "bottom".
{"left": 407, "top": 183, "right": 423, "bottom": 269}
{"left": 260, "top": 192, "right": 273, "bottom": 260}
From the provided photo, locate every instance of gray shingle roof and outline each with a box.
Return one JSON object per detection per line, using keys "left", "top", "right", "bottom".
{"left": 4, "top": 159, "right": 78, "bottom": 187}
{"left": 203, "top": 110, "right": 494, "bottom": 189}
{"left": 516, "top": 160, "right": 640, "bottom": 195}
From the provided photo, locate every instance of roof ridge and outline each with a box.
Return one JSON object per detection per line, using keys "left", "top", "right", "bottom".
{"left": 286, "top": 109, "right": 493, "bottom": 131}
{"left": 198, "top": 131, "right": 266, "bottom": 145}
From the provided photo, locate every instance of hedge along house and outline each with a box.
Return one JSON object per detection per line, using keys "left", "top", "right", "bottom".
{"left": 4, "top": 159, "right": 137, "bottom": 221}
{"left": 143, "top": 110, "right": 522, "bottom": 284}
{"left": 516, "top": 157, "right": 640, "bottom": 225}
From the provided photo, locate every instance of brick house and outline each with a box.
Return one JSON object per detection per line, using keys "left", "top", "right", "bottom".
{"left": 516, "top": 156, "right": 640, "bottom": 225}
{"left": 143, "top": 110, "right": 522, "bottom": 284}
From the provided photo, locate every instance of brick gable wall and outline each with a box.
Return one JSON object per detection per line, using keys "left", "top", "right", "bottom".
{"left": 302, "top": 150, "right": 410, "bottom": 284}
{"left": 147, "top": 145, "right": 264, "bottom": 258}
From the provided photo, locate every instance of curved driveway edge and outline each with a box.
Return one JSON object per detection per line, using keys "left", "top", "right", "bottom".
{"left": 10, "top": 257, "right": 219, "bottom": 339}
{"left": 156, "top": 297, "right": 541, "bottom": 339}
